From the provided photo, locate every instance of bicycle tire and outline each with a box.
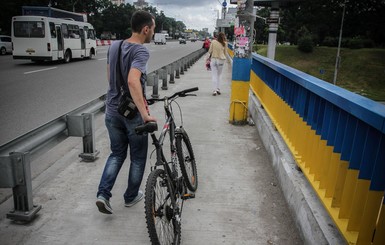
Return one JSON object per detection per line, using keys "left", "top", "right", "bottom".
{"left": 176, "top": 130, "right": 198, "bottom": 192}
{"left": 144, "top": 169, "right": 181, "bottom": 245}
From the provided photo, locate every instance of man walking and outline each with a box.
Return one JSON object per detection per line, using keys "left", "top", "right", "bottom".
{"left": 96, "top": 10, "right": 156, "bottom": 214}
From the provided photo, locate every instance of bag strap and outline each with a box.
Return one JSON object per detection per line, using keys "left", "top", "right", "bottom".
{"left": 116, "top": 40, "right": 130, "bottom": 96}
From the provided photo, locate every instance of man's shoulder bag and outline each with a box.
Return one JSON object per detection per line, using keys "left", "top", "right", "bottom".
{"left": 116, "top": 40, "right": 139, "bottom": 120}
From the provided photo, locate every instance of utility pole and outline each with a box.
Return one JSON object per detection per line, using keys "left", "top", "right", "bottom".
{"left": 267, "top": 2, "right": 279, "bottom": 59}
{"left": 72, "top": 0, "right": 78, "bottom": 12}
{"left": 221, "top": 0, "right": 228, "bottom": 33}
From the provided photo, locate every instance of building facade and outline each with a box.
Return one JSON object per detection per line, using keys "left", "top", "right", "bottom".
{"left": 133, "top": 0, "right": 149, "bottom": 9}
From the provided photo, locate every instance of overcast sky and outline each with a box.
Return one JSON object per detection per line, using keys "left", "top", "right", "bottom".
{"left": 126, "top": 0, "right": 231, "bottom": 33}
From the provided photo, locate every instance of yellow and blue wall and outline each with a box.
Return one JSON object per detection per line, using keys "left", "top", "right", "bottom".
{"left": 228, "top": 43, "right": 385, "bottom": 244}
{"left": 249, "top": 53, "right": 385, "bottom": 245}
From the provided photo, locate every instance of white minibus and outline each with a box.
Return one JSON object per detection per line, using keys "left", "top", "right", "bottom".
{"left": 12, "top": 15, "right": 96, "bottom": 62}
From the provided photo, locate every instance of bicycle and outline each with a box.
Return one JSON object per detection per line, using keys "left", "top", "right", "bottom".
{"left": 135, "top": 87, "right": 199, "bottom": 245}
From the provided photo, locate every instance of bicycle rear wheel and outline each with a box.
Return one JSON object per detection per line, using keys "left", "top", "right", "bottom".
{"left": 145, "top": 169, "right": 181, "bottom": 245}
{"left": 176, "top": 131, "right": 198, "bottom": 192}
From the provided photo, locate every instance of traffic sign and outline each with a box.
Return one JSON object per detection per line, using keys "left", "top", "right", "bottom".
{"left": 265, "top": 18, "right": 280, "bottom": 24}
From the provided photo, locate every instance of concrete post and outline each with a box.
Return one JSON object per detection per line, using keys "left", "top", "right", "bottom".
{"left": 169, "top": 64, "right": 175, "bottom": 84}
{"left": 180, "top": 59, "right": 185, "bottom": 75}
{"left": 175, "top": 61, "right": 180, "bottom": 78}
{"left": 184, "top": 57, "right": 188, "bottom": 71}
{"left": 160, "top": 68, "right": 168, "bottom": 90}
{"left": 151, "top": 73, "right": 159, "bottom": 98}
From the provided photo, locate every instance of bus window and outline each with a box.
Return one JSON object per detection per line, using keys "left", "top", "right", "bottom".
{"left": 49, "top": 22, "right": 56, "bottom": 38}
{"left": 31, "top": 22, "right": 45, "bottom": 37}
{"left": 68, "top": 24, "right": 80, "bottom": 39}
{"left": 13, "top": 21, "right": 45, "bottom": 38}
{"left": 13, "top": 22, "right": 30, "bottom": 37}
{"left": 87, "top": 29, "right": 95, "bottom": 40}
{"left": 62, "top": 24, "right": 69, "bottom": 38}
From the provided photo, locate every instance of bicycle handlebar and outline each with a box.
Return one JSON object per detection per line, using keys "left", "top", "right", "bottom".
{"left": 178, "top": 87, "right": 199, "bottom": 96}
{"left": 147, "top": 87, "right": 199, "bottom": 104}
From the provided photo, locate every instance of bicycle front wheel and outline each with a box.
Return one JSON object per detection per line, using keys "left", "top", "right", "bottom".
{"left": 176, "top": 131, "right": 198, "bottom": 192}
{"left": 145, "top": 169, "right": 181, "bottom": 245}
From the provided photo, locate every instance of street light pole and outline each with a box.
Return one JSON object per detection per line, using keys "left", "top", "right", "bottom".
{"left": 333, "top": 0, "right": 347, "bottom": 85}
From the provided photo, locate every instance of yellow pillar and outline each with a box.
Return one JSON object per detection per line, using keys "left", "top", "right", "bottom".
{"left": 229, "top": 57, "right": 251, "bottom": 124}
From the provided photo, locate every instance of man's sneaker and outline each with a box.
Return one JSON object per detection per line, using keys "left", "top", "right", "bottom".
{"left": 96, "top": 196, "right": 113, "bottom": 214}
{"left": 212, "top": 91, "right": 217, "bottom": 96}
{"left": 125, "top": 190, "right": 144, "bottom": 207}
{"left": 216, "top": 90, "right": 221, "bottom": 95}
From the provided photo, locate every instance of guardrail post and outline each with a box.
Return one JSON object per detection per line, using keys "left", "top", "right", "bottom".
{"left": 186, "top": 56, "right": 191, "bottom": 69}
{"left": 180, "top": 59, "right": 185, "bottom": 75}
{"left": 67, "top": 113, "right": 100, "bottom": 162}
{"left": 192, "top": 51, "right": 198, "bottom": 64}
{"left": 0, "top": 152, "right": 42, "bottom": 222}
{"left": 160, "top": 68, "right": 168, "bottom": 90}
{"left": 168, "top": 64, "right": 175, "bottom": 84}
{"left": 146, "top": 72, "right": 159, "bottom": 98}
{"left": 184, "top": 57, "right": 188, "bottom": 71}
{"left": 152, "top": 73, "right": 159, "bottom": 98}
{"left": 190, "top": 53, "right": 195, "bottom": 65}
{"left": 175, "top": 61, "right": 180, "bottom": 79}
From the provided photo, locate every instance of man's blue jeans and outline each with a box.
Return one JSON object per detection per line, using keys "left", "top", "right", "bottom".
{"left": 97, "top": 113, "right": 148, "bottom": 203}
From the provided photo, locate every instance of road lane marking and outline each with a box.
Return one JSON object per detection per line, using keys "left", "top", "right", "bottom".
{"left": 98, "top": 58, "right": 107, "bottom": 61}
{"left": 24, "top": 67, "right": 58, "bottom": 74}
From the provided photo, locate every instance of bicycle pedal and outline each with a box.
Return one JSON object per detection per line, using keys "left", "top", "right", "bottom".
{"left": 182, "top": 193, "right": 195, "bottom": 200}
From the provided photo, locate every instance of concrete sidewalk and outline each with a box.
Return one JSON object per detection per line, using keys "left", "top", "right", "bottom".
{"left": 0, "top": 56, "right": 303, "bottom": 244}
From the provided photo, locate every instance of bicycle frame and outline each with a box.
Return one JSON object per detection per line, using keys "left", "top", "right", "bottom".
{"left": 148, "top": 97, "right": 184, "bottom": 219}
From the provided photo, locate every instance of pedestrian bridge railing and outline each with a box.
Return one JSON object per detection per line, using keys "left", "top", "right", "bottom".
{"left": 248, "top": 53, "right": 385, "bottom": 245}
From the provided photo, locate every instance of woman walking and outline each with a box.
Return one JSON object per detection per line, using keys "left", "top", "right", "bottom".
{"left": 207, "top": 32, "right": 228, "bottom": 96}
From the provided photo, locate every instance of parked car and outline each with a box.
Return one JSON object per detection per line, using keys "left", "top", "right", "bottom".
{"left": 0, "top": 35, "right": 12, "bottom": 55}
{"left": 190, "top": 38, "right": 196, "bottom": 42}
{"left": 179, "top": 37, "right": 186, "bottom": 44}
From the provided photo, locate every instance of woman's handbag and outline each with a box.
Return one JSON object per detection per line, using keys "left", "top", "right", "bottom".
{"left": 116, "top": 41, "right": 138, "bottom": 119}
{"left": 205, "top": 58, "right": 211, "bottom": 70}
{"left": 205, "top": 53, "right": 212, "bottom": 71}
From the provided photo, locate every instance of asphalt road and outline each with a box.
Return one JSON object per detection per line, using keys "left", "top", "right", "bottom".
{"left": 0, "top": 40, "right": 203, "bottom": 146}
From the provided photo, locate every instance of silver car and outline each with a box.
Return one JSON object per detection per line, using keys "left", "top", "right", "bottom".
{"left": 0, "top": 35, "right": 12, "bottom": 55}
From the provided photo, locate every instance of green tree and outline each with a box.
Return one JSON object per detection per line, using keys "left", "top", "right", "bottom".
{"left": 279, "top": 0, "right": 385, "bottom": 47}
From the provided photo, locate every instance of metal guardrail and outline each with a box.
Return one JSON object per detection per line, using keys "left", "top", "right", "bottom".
{"left": 0, "top": 48, "right": 206, "bottom": 222}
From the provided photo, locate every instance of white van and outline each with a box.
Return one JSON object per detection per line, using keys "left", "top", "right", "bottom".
{"left": 0, "top": 35, "right": 12, "bottom": 55}
{"left": 154, "top": 33, "right": 166, "bottom": 45}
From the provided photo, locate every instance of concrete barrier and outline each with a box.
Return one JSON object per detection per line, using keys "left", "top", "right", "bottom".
{"left": 96, "top": 40, "right": 112, "bottom": 46}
